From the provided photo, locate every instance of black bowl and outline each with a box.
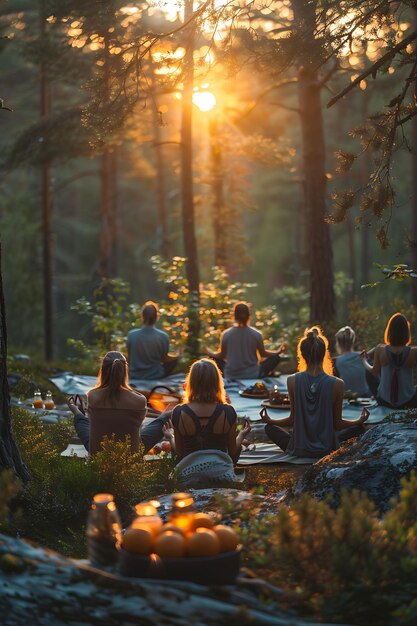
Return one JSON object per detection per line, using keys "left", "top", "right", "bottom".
{"left": 118, "top": 546, "right": 241, "bottom": 585}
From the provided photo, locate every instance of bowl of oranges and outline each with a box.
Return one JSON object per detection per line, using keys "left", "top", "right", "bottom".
{"left": 119, "top": 511, "right": 241, "bottom": 584}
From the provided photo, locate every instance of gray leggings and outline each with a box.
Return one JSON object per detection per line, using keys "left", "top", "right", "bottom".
{"left": 264, "top": 423, "right": 366, "bottom": 453}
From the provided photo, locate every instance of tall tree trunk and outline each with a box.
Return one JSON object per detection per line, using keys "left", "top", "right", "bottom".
{"left": 40, "top": 0, "right": 53, "bottom": 360}
{"left": 209, "top": 116, "right": 227, "bottom": 268}
{"left": 346, "top": 213, "right": 356, "bottom": 295}
{"left": 98, "top": 34, "right": 118, "bottom": 279}
{"left": 410, "top": 9, "right": 417, "bottom": 305}
{"left": 297, "top": 66, "right": 335, "bottom": 322}
{"left": 412, "top": 111, "right": 417, "bottom": 306}
{"left": 361, "top": 89, "right": 370, "bottom": 290}
{"left": 152, "top": 94, "right": 171, "bottom": 259}
{"left": 0, "top": 245, "right": 30, "bottom": 482}
{"left": 181, "top": 0, "right": 200, "bottom": 355}
{"left": 292, "top": 0, "right": 335, "bottom": 323}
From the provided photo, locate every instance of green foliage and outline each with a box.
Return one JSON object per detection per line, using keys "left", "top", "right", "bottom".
{"left": 239, "top": 474, "right": 417, "bottom": 626}
{"left": 9, "top": 407, "right": 174, "bottom": 556}
{"left": 69, "top": 258, "right": 286, "bottom": 364}
{"left": 362, "top": 263, "right": 417, "bottom": 289}
{"left": 68, "top": 261, "right": 361, "bottom": 371}
{"left": 348, "top": 297, "right": 417, "bottom": 350}
{"left": 68, "top": 277, "right": 142, "bottom": 360}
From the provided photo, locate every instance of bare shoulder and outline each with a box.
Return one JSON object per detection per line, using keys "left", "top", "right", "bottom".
{"left": 287, "top": 374, "right": 296, "bottom": 389}
{"left": 333, "top": 377, "right": 345, "bottom": 393}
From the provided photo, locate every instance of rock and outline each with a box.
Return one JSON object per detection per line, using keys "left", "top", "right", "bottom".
{"left": 0, "top": 532, "right": 343, "bottom": 626}
{"left": 156, "top": 488, "right": 286, "bottom": 521}
{"left": 294, "top": 423, "right": 417, "bottom": 513}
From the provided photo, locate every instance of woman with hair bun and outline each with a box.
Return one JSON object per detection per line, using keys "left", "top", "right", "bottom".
{"left": 334, "top": 326, "right": 371, "bottom": 397}
{"left": 67, "top": 351, "right": 170, "bottom": 455}
{"left": 361, "top": 313, "right": 417, "bottom": 408}
{"left": 261, "top": 327, "right": 368, "bottom": 458}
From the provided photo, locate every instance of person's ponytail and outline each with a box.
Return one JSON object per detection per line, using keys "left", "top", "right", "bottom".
{"left": 297, "top": 326, "right": 333, "bottom": 375}
{"left": 95, "top": 351, "right": 130, "bottom": 402}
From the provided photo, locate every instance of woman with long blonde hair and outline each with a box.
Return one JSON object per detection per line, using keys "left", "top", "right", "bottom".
{"left": 170, "top": 358, "right": 250, "bottom": 462}
{"left": 261, "top": 327, "right": 368, "bottom": 458}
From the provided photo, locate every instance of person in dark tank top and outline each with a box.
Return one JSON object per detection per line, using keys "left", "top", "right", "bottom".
{"left": 361, "top": 313, "right": 417, "bottom": 409}
{"left": 261, "top": 327, "right": 368, "bottom": 458}
{"left": 170, "top": 358, "right": 251, "bottom": 463}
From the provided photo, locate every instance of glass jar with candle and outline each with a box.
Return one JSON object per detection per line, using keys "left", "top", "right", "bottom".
{"left": 32, "top": 390, "right": 44, "bottom": 409}
{"left": 86, "top": 493, "right": 122, "bottom": 567}
{"left": 167, "top": 492, "right": 195, "bottom": 533}
{"left": 44, "top": 390, "right": 55, "bottom": 410}
{"left": 131, "top": 501, "right": 163, "bottom": 537}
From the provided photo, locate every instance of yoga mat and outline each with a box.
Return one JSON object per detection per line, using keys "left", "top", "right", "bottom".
{"left": 237, "top": 442, "right": 316, "bottom": 466}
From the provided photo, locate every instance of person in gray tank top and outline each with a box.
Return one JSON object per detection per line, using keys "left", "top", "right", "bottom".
{"left": 334, "top": 326, "right": 373, "bottom": 397}
{"left": 205, "top": 302, "right": 284, "bottom": 379}
{"left": 361, "top": 313, "right": 417, "bottom": 409}
{"left": 261, "top": 327, "right": 369, "bottom": 458}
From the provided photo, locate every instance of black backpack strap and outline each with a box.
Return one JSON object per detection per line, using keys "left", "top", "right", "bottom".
{"left": 175, "top": 404, "right": 203, "bottom": 432}
{"left": 201, "top": 404, "right": 226, "bottom": 433}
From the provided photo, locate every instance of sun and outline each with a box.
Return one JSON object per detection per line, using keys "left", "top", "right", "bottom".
{"left": 192, "top": 90, "right": 216, "bottom": 112}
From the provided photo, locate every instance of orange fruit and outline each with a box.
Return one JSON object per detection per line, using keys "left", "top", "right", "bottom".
{"left": 213, "top": 525, "right": 238, "bottom": 553}
{"left": 154, "top": 531, "right": 186, "bottom": 558}
{"left": 159, "top": 523, "right": 185, "bottom": 536}
{"left": 189, "top": 512, "right": 215, "bottom": 531}
{"left": 187, "top": 528, "right": 220, "bottom": 557}
{"left": 122, "top": 527, "right": 153, "bottom": 555}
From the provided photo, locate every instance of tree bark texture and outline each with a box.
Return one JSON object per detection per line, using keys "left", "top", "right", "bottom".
{"left": 151, "top": 81, "right": 172, "bottom": 260}
{"left": 0, "top": 245, "right": 30, "bottom": 482}
{"left": 411, "top": 83, "right": 417, "bottom": 305}
{"left": 292, "top": 0, "right": 335, "bottom": 324}
{"left": 360, "top": 89, "right": 370, "bottom": 290}
{"left": 99, "top": 147, "right": 118, "bottom": 277}
{"left": 40, "top": 1, "right": 54, "bottom": 360}
{"left": 181, "top": 0, "right": 200, "bottom": 356}
{"left": 209, "top": 116, "right": 227, "bottom": 269}
{"left": 0, "top": 532, "right": 346, "bottom": 626}
{"left": 98, "top": 34, "right": 118, "bottom": 279}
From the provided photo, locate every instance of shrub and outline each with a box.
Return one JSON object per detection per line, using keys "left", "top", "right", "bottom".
{"left": 8, "top": 407, "right": 175, "bottom": 556}
{"left": 238, "top": 473, "right": 417, "bottom": 626}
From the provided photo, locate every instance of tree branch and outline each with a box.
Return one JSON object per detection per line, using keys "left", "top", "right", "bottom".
{"left": 327, "top": 30, "right": 417, "bottom": 108}
{"left": 238, "top": 79, "right": 298, "bottom": 120}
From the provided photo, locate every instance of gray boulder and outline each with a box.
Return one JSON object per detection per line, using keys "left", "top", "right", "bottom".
{"left": 294, "top": 423, "right": 417, "bottom": 513}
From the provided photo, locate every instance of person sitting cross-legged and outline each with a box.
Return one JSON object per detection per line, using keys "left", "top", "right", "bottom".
{"left": 361, "top": 312, "right": 417, "bottom": 409}
{"left": 205, "top": 302, "right": 283, "bottom": 379}
{"left": 261, "top": 327, "right": 369, "bottom": 459}
{"left": 168, "top": 358, "right": 251, "bottom": 464}
{"left": 127, "top": 300, "right": 180, "bottom": 380}
{"left": 334, "top": 325, "right": 373, "bottom": 397}
{"left": 67, "top": 351, "right": 173, "bottom": 455}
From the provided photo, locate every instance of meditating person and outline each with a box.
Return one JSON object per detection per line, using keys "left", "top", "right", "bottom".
{"left": 361, "top": 313, "right": 417, "bottom": 408}
{"left": 127, "top": 301, "right": 180, "bottom": 380}
{"left": 167, "top": 358, "right": 251, "bottom": 464}
{"left": 67, "top": 351, "right": 172, "bottom": 455}
{"left": 261, "top": 327, "right": 368, "bottom": 458}
{"left": 205, "top": 302, "right": 282, "bottom": 379}
{"left": 334, "top": 325, "right": 372, "bottom": 396}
